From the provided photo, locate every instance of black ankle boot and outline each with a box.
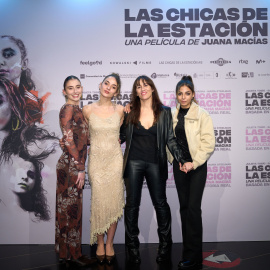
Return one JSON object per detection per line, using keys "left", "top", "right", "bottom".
{"left": 127, "top": 248, "right": 141, "bottom": 264}
{"left": 156, "top": 241, "right": 172, "bottom": 263}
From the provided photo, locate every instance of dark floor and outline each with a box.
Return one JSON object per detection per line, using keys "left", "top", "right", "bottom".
{"left": 0, "top": 242, "right": 269, "bottom": 270}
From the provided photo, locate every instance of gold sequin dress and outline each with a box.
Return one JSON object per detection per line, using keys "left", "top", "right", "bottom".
{"left": 88, "top": 112, "right": 124, "bottom": 245}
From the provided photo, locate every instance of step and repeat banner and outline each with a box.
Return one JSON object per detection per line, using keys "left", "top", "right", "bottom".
{"left": 0, "top": 0, "right": 269, "bottom": 244}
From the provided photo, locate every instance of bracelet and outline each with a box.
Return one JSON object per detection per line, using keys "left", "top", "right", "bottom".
{"left": 78, "top": 170, "right": 85, "bottom": 173}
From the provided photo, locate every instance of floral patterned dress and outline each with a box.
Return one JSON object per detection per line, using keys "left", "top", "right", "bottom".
{"left": 55, "top": 104, "right": 88, "bottom": 260}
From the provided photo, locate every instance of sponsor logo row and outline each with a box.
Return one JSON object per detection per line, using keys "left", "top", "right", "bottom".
{"left": 80, "top": 71, "right": 269, "bottom": 80}
{"left": 80, "top": 58, "right": 267, "bottom": 66}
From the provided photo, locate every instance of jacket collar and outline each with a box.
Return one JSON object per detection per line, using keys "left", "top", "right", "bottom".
{"left": 175, "top": 101, "right": 200, "bottom": 120}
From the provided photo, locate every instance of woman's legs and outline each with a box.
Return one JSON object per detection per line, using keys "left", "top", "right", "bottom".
{"left": 145, "top": 162, "right": 172, "bottom": 262}
{"left": 173, "top": 160, "right": 190, "bottom": 255}
{"left": 173, "top": 160, "right": 207, "bottom": 262}
{"left": 56, "top": 170, "right": 83, "bottom": 260}
{"left": 106, "top": 222, "right": 117, "bottom": 256}
{"left": 96, "top": 222, "right": 117, "bottom": 264}
{"left": 124, "top": 160, "right": 145, "bottom": 249}
{"left": 145, "top": 162, "right": 172, "bottom": 244}
{"left": 124, "top": 160, "right": 172, "bottom": 262}
{"left": 96, "top": 234, "right": 105, "bottom": 255}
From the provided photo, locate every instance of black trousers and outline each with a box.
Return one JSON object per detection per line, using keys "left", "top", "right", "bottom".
{"left": 173, "top": 160, "right": 207, "bottom": 262}
{"left": 124, "top": 160, "right": 172, "bottom": 249}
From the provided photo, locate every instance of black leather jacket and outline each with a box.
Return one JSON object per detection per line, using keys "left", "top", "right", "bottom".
{"left": 120, "top": 106, "right": 185, "bottom": 181}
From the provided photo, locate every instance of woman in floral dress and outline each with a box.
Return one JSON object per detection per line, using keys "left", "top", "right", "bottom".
{"left": 55, "top": 75, "right": 95, "bottom": 266}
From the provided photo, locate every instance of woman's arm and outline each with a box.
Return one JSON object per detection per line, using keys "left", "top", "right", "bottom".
{"left": 192, "top": 113, "right": 215, "bottom": 169}
{"left": 82, "top": 105, "right": 91, "bottom": 145}
{"left": 120, "top": 112, "right": 128, "bottom": 144}
{"left": 60, "top": 105, "right": 85, "bottom": 171}
{"left": 166, "top": 107, "right": 177, "bottom": 164}
{"left": 165, "top": 108, "right": 186, "bottom": 165}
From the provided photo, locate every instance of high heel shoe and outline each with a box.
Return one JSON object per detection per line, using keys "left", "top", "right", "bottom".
{"left": 96, "top": 254, "right": 106, "bottom": 265}
{"left": 105, "top": 254, "right": 116, "bottom": 265}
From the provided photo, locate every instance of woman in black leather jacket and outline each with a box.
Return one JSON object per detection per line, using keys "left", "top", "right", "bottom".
{"left": 120, "top": 75, "right": 185, "bottom": 264}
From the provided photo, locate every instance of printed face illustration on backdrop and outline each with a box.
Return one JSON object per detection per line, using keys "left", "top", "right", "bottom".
{"left": 9, "top": 155, "right": 36, "bottom": 194}
{"left": 0, "top": 37, "right": 25, "bottom": 86}
{"left": 0, "top": 36, "right": 58, "bottom": 223}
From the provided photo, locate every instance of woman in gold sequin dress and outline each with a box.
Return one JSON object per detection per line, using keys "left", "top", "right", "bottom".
{"left": 82, "top": 73, "right": 124, "bottom": 265}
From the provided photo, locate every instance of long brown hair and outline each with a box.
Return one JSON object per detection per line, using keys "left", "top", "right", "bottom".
{"left": 126, "top": 75, "right": 163, "bottom": 126}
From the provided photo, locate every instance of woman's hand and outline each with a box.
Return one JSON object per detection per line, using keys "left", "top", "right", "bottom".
{"left": 180, "top": 162, "right": 194, "bottom": 173}
{"left": 76, "top": 171, "right": 85, "bottom": 189}
{"left": 124, "top": 103, "right": 131, "bottom": 113}
{"left": 59, "top": 137, "right": 65, "bottom": 150}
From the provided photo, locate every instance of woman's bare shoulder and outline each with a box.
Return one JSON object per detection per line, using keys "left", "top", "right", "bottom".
{"left": 82, "top": 104, "right": 94, "bottom": 119}
{"left": 116, "top": 104, "right": 124, "bottom": 115}
{"left": 116, "top": 104, "right": 124, "bottom": 111}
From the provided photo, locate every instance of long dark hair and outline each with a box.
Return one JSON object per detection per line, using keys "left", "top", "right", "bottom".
{"left": 0, "top": 78, "right": 26, "bottom": 162}
{"left": 175, "top": 75, "right": 198, "bottom": 104}
{"left": 0, "top": 78, "right": 58, "bottom": 163}
{"left": 1, "top": 124, "right": 58, "bottom": 164}
{"left": 12, "top": 152, "right": 51, "bottom": 221}
{"left": 8, "top": 128, "right": 58, "bottom": 221}
{"left": 127, "top": 75, "right": 163, "bottom": 126}
{"left": 0, "top": 77, "right": 25, "bottom": 127}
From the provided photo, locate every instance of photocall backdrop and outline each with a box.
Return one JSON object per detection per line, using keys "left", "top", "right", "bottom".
{"left": 0, "top": 0, "right": 269, "bottom": 244}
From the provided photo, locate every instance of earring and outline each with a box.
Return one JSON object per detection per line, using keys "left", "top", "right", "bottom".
{"left": 12, "top": 117, "right": 21, "bottom": 131}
